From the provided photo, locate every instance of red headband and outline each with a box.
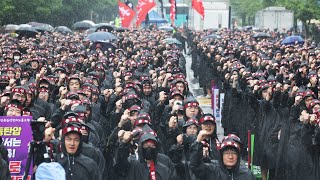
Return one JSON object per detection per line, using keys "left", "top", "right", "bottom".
{"left": 126, "top": 94, "right": 139, "bottom": 100}
{"left": 134, "top": 119, "right": 151, "bottom": 127}
{"left": 220, "top": 141, "right": 241, "bottom": 152}
{"left": 199, "top": 115, "right": 216, "bottom": 124}
{"left": 39, "top": 88, "right": 49, "bottom": 93}
{"left": 12, "top": 88, "right": 26, "bottom": 94}
{"left": 5, "top": 104, "right": 23, "bottom": 111}
{"left": 222, "top": 134, "right": 241, "bottom": 142}
{"left": 184, "top": 102, "right": 199, "bottom": 109}
{"left": 137, "top": 114, "right": 151, "bottom": 121}
{"left": 62, "top": 126, "right": 82, "bottom": 136}
{"left": 186, "top": 119, "right": 199, "bottom": 126}
{"left": 62, "top": 116, "right": 82, "bottom": 126}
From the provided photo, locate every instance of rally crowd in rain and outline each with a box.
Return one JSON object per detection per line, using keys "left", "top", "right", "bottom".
{"left": 0, "top": 25, "right": 319, "bottom": 180}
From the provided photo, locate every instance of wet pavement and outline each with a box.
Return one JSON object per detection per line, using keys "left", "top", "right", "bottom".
{"left": 184, "top": 54, "right": 224, "bottom": 140}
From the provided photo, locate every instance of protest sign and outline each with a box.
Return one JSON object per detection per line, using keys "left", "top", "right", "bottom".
{"left": 0, "top": 116, "right": 33, "bottom": 180}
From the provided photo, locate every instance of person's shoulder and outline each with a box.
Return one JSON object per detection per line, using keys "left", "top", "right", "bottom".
{"left": 78, "top": 154, "right": 98, "bottom": 166}
{"left": 238, "top": 165, "right": 256, "bottom": 178}
{"left": 157, "top": 152, "right": 170, "bottom": 160}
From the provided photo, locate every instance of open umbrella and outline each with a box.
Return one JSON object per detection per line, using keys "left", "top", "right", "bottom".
{"left": 163, "top": 38, "right": 182, "bottom": 45}
{"left": 82, "top": 20, "right": 95, "bottom": 25}
{"left": 16, "top": 25, "right": 38, "bottom": 37}
{"left": 159, "top": 26, "right": 174, "bottom": 32}
{"left": 94, "top": 23, "right": 116, "bottom": 32}
{"left": 55, "top": 26, "right": 72, "bottom": 34}
{"left": 86, "top": 28, "right": 97, "bottom": 34}
{"left": 115, "top": 27, "right": 130, "bottom": 32}
{"left": 18, "top": 24, "right": 32, "bottom": 28}
{"left": 5, "top": 24, "right": 19, "bottom": 32}
{"left": 202, "top": 34, "right": 222, "bottom": 41}
{"left": 27, "top": 22, "right": 41, "bottom": 27}
{"left": 33, "top": 23, "right": 54, "bottom": 32}
{"left": 73, "top": 21, "right": 94, "bottom": 30}
{"left": 281, "top": 35, "right": 305, "bottom": 45}
{"left": 85, "top": 32, "right": 118, "bottom": 42}
{"left": 252, "top": 32, "right": 271, "bottom": 38}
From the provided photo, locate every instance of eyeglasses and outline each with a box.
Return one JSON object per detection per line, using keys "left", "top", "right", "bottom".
{"left": 223, "top": 151, "right": 238, "bottom": 156}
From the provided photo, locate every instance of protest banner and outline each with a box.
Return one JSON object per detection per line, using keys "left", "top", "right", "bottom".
{"left": 0, "top": 116, "right": 33, "bottom": 180}
{"left": 219, "top": 93, "right": 225, "bottom": 122}
{"left": 213, "top": 88, "right": 220, "bottom": 121}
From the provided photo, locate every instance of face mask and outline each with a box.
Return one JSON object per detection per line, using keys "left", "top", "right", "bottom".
{"left": 0, "top": 82, "right": 8, "bottom": 90}
{"left": 14, "top": 56, "right": 20, "bottom": 60}
{"left": 142, "top": 147, "right": 157, "bottom": 160}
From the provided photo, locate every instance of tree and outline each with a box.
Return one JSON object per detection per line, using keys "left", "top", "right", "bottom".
{"left": 276, "top": 0, "right": 320, "bottom": 37}
{"left": 1, "top": 0, "right": 62, "bottom": 25}
{"left": 230, "top": 0, "right": 263, "bottom": 26}
{"left": 263, "top": 0, "right": 277, "bottom": 7}
{"left": 0, "top": 0, "right": 118, "bottom": 27}
{"left": 0, "top": 0, "right": 14, "bottom": 25}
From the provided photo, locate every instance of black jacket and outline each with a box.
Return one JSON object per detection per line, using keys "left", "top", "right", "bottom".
{"left": 0, "top": 157, "right": 10, "bottom": 180}
{"left": 115, "top": 142, "right": 175, "bottom": 180}
{"left": 189, "top": 141, "right": 255, "bottom": 180}
{"left": 57, "top": 153, "right": 102, "bottom": 180}
{"left": 57, "top": 131, "right": 102, "bottom": 180}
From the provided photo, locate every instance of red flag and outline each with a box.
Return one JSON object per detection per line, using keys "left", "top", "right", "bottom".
{"left": 192, "top": 0, "right": 204, "bottom": 19}
{"left": 118, "top": 0, "right": 136, "bottom": 28}
{"left": 136, "top": 0, "right": 156, "bottom": 26}
{"left": 170, "top": 0, "right": 176, "bottom": 25}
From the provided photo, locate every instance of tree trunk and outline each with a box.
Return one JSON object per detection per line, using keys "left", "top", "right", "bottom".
{"left": 242, "top": 14, "right": 246, "bottom": 26}
{"left": 293, "top": 16, "right": 298, "bottom": 33}
{"left": 305, "top": 20, "right": 311, "bottom": 39}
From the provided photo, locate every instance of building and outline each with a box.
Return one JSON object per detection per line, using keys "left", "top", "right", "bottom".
{"left": 160, "top": 0, "right": 230, "bottom": 30}
{"left": 255, "top": 7, "right": 294, "bottom": 31}
{"left": 190, "top": 0, "right": 230, "bottom": 30}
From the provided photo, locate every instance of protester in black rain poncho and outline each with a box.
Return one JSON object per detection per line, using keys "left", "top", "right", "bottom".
{"left": 115, "top": 128, "right": 176, "bottom": 180}
{"left": 168, "top": 118, "right": 198, "bottom": 180}
{"left": 190, "top": 133, "right": 255, "bottom": 180}
{"left": 278, "top": 89, "right": 315, "bottom": 180}
{"left": 4, "top": 21, "right": 320, "bottom": 180}
{"left": 56, "top": 124, "right": 101, "bottom": 180}
{"left": 189, "top": 28, "right": 320, "bottom": 180}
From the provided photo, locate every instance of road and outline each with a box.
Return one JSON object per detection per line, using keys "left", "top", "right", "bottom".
{"left": 184, "top": 54, "right": 224, "bottom": 140}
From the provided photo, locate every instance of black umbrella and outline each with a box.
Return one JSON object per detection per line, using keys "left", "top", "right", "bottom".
{"left": 55, "top": 26, "right": 72, "bottom": 34}
{"left": 87, "top": 28, "right": 97, "bottom": 34}
{"left": 34, "top": 23, "right": 54, "bottom": 32}
{"left": 73, "top": 21, "right": 94, "bottom": 30}
{"left": 85, "top": 32, "right": 118, "bottom": 42}
{"left": 16, "top": 25, "right": 38, "bottom": 37}
{"left": 115, "top": 27, "right": 130, "bottom": 32}
{"left": 252, "top": 32, "right": 271, "bottom": 38}
{"left": 5, "top": 24, "right": 19, "bottom": 32}
{"left": 94, "top": 23, "right": 115, "bottom": 32}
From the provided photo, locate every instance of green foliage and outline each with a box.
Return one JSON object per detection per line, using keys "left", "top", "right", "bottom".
{"left": 230, "top": 0, "right": 263, "bottom": 25}
{"left": 263, "top": 0, "right": 277, "bottom": 7}
{"left": 0, "top": 0, "right": 118, "bottom": 27}
{"left": 231, "top": 0, "right": 320, "bottom": 27}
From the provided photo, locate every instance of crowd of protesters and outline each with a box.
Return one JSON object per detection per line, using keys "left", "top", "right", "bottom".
{"left": 190, "top": 28, "right": 320, "bottom": 180}
{"left": 1, "top": 24, "right": 319, "bottom": 180}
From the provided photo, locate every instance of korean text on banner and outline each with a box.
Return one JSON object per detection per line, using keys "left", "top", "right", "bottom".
{"left": 213, "top": 88, "right": 220, "bottom": 121}
{"left": 0, "top": 116, "right": 33, "bottom": 180}
{"left": 219, "top": 93, "right": 225, "bottom": 121}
